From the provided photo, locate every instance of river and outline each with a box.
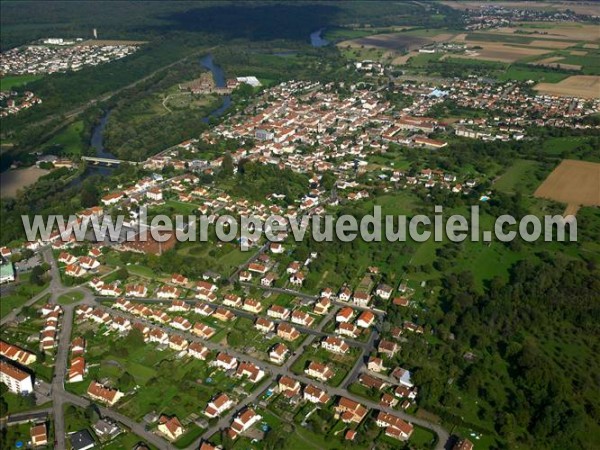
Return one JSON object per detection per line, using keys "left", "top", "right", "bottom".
{"left": 83, "top": 54, "right": 230, "bottom": 179}
{"left": 310, "top": 28, "right": 329, "bottom": 47}
{"left": 89, "top": 40, "right": 328, "bottom": 168}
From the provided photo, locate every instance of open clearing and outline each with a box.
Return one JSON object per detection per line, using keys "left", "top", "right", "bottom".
{"left": 534, "top": 160, "right": 600, "bottom": 215}
{"left": 535, "top": 75, "right": 600, "bottom": 98}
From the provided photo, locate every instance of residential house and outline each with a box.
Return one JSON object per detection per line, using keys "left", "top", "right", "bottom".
{"left": 158, "top": 415, "right": 184, "bottom": 441}
{"left": 291, "top": 310, "right": 314, "bottom": 328}
{"left": 278, "top": 376, "right": 301, "bottom": 398}
{"left": 305, "top": 361, "right": 334, "bottom": 382}
{"left": 277, "top": 323, "right": 300, "bottom": 341}
{"left": 212, "top": 352, "right": 238, "bottom": 371}
{"left": 269, "top": 343, "right": 289, "bottom": 364}
{"left": 204, "top": 393, "right": 234, "bottom": 418}
{"left": 87, "top": 381, "right": 124, "bottom": 406}
{"left": 303, "top": 384, "right": 330, "bottom": 404}
{"left": 255, "top": 317, "right": 275, "bottom": 334}
{"left": 335, "top": 397, "right": 368, "bottom": 424}
{"left": 356, "top": 310, "right": 375, "bottom": 328}
{"left": 188, "top": 342, "right": 209, "bottom": 360}
{"left": 267, "top": 305, "right": 290, "bottom": 320}
{"left": 378, "top": 340, "right": 399, "bottom": 357}
{"left": 321, "top": 336, "right": 349, "bottom": 354}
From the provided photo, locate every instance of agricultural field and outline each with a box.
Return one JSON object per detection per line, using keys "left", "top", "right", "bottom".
{"left": 535, "top": 74, "right": 600, "bottom": 98}
{"left": 533, "top": 159, "right": 600, "bottom": 214}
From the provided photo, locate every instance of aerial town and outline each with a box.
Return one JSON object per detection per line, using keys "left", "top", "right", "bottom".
{"left": 1, "top": 2, "right": 599, "bottom": 450}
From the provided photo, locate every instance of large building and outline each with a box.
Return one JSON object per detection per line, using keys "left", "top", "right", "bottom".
{"left": 0, "top": 360, "right": 33, "bottom": 394}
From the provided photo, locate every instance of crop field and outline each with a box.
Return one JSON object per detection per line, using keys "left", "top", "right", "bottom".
{"left": 534, "top": 160, "right": 600, "bottom": 215}
{"left": 454, "top": 42, "right": 551, "bottom": 63}
{"left": 534, "top": 75, "right": 600, "bottom": 98}
{"left": 483, "top": 22, "right": 600, "bottom": 43}
{"left": 338, "top": 30, "right": 458, "bottom": 62}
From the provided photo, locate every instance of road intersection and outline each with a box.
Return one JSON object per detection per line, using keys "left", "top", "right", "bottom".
{"left": 2, "top": 247, "right": 450, "bottom": 450}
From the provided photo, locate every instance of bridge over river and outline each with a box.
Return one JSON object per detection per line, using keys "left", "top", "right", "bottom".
{"left": 81, "top": 156, "right": 140, "bottom": 166}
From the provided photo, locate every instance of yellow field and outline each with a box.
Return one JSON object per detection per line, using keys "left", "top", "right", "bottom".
{"left": 482, "top": 22, "right": 600, "bottom": 43}
{"left": 535, "top": 75, "right": 600, "bottom": 98}
{"left": 534, "top": 160, "right": 600, "bottom": 215}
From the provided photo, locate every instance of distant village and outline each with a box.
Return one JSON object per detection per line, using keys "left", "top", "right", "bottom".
{"left": 0, "top": 38, "right": 141, "bottom": 76}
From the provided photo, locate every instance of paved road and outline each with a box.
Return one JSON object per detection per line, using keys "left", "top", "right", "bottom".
{"left": 9, "top": 248, "right": 448, "bottom": 450}
{"left": 100, "top": 304, "right": 449, "bottom": 450}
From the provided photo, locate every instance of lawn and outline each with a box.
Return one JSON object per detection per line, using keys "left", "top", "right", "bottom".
{"left": 0, "top": 74, "right": 42, "bottom": 90}
{"left": 58, "top": 291, "right": 85, "bottom": 305}
{"left": 45, "top": 120, "right": 86, "bottom": 156}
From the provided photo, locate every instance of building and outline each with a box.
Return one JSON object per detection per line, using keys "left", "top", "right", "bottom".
{"left": 253, "top": 316, "right": 274, "bottom": 333}
{"left": 269, "top": 343, "right": 289, "bottom": 364}
{"left": 188, "top": 342, "right": 209, "bottom": 360}
{"left": 305, "top": 361, "right": 334, "bottom": 382}
{"left": 378, "top": 339, "right": 399, "bottom": 357}
{"left": 205, "top": 393, "right": 234, "bottom": 418}
{"left": 267, "top": 305, "right": 290, "bottom": 320}
{"left": 235, "top": 362, "right": 265, "bottom": 383}
{"left": 30, "top": 423, "right": 48, "bottom": 447}
{"left": 278, "top": 376, "right": 301, "bottom": 397}
{"left": 0, "top": 261, "right": 16, "bottom": 284}
{"left": 158, "top": 415, "right": 184, "bottom": 441}
{"left": 356, "top": 310, "right": 375, "bottom": 328}
{"left": 70, "top": 429, "right": 95, "bottom": 450}
{"left": 375, "top": 411, "right": 414, "bottom": 440}
{"left": 303, "top": 384, "right": 330, "bottom": 404}
{"left": 228, "top": 408, "right": 262, "bottom": 439}
{"left": 321, "top": 336, "right": 349, "bottom": 354}
{"left": 0, "top": 360, "right": 33, "bottom": 394}
{"left": 453, "top": 438, "right": 474, "bottom": 450}
{"left": 277, "top": 323, "right": 300, "bottom": 341}
{"left": 335, "top": 397, "right": 368, "bottom": 424}
{"left": 336, "top": 307, "right": 355, "bottom": 323}
{"left": 0, "top": 340, "right": 37, "bottom": 365}
{"left": 212, "top": 352, "right": 238, "bottom": 371}
{"left": 87, "top": 381, "right": 124, "bottom": 406}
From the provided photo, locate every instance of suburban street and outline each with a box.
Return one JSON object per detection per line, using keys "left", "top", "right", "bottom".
{"left": 3, "top": 248, "right": 450, "bottom": 450}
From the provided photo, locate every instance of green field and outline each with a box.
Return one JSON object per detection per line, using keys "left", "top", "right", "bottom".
{"left": 494, "top": 159, "right": 542, "bottom": 194}
{"left": 0, "top": 74, "right": 43, "bottom": 90}
{"left": 45, "top": 120, "right": 86, "bottom": 156}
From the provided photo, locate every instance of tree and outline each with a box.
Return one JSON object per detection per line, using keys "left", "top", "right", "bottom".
{"left": 84, "top": 403, "right": 100, "bottom": 422}
{"left": 221, "top": 152, "right": 234, "bottom": 177}
{"left": 29, "top": 265, "right": 46, "bottom": 286}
